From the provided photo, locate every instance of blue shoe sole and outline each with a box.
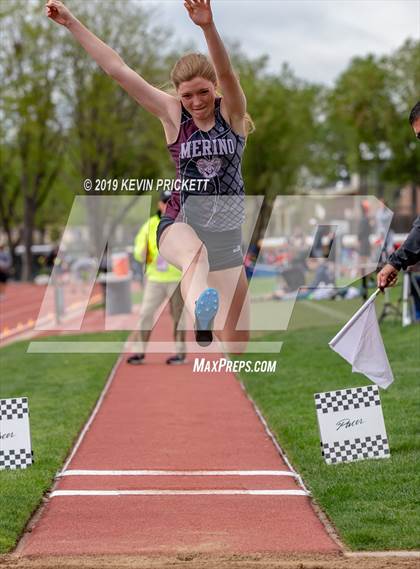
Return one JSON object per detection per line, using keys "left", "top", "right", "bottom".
{"left": 194, "top": 288, "right": 219, "bottom": 347}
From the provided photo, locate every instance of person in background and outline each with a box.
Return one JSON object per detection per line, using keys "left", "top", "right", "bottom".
{"left": 358, "top": 201, "right": 372, "bottom": 301}
{"left": 128, "top": 190, "right": 186, "bottom": 366}
{"left": 244, "top": 243, "right": 260, "bottom": 281}
{"left": 0, "top": 244, "right": 12, "bottom": 300}
{"left": 375, "top": 198, "right": 393, "bottom": 260}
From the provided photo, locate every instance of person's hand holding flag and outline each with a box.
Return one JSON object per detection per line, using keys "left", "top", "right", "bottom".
{"left": 377, "top": 264, "right": 399, "bottom": 291}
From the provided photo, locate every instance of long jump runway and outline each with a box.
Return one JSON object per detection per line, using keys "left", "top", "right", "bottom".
{"left": 18, "top": 311, "right": 340, "bottom": 556}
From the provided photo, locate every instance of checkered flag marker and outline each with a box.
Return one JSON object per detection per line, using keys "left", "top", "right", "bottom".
{"left": 0, "top": 397, "right": 33, "bottom": 470}
{"left": 314, "top": 385, "right": 390, "bottom": 465}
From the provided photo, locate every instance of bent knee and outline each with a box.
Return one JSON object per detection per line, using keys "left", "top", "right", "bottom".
{"left": 181, "top": 244, "right": 209, "bottom": 272}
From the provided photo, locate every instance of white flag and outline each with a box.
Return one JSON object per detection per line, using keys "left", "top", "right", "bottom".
{"left": 329, "top": 289, "right": 394, "bottom": 389}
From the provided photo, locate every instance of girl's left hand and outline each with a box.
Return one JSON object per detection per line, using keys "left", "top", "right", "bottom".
{"left": 184, "top": 0, "right": 213, "bottom": 28}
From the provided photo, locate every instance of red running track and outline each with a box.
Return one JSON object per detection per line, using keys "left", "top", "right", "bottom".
{"left": 0, "top": 282, "right": 102, "bottom": 343}
{"left": 18, "top": 309, "right": 340, "bottom": 556}
{"left": 0, "top": 283, "right": 49, "bottom": 331}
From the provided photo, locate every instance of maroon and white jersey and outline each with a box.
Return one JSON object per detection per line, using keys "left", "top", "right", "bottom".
{"left": 165, "top": 97, "right": 245, "bottom": 231}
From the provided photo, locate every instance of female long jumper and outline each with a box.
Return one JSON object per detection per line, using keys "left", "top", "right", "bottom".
{"left": 46, "top": 0, "right": 250, "bottom": 352}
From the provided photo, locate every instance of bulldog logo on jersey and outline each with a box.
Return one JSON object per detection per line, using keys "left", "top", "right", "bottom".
{"left": 197, "top": 157, "right": 222, "bottom": 178}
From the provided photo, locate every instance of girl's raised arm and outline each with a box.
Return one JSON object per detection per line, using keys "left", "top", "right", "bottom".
{"left": 184, "top": 0, "right": 247, "bottom": 125}
{"left": 45, "top": 0, "right": 178, "bottom": 123}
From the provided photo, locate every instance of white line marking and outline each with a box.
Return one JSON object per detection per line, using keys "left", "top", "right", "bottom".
{"left": 346, "top": 551, "right": 420, "bottom": 558}
{"left": 51, "top": 489, "right": 308, "bottom": 497}
{"left": 57, "top": 469, "right": 297, "bottom": 477}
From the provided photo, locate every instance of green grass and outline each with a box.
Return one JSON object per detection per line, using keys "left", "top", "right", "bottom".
{"left": 0, "top": 332, "right": 127, "bottom": 554}
{"left": 249, "top": 277, "right": 405, "bottom": 332}
{"left": 235, "top": 313, "right": 420, "bottom": 551}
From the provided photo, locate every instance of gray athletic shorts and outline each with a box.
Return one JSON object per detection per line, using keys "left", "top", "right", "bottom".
{"left": 157, "top": 216, "right": 243, "bottom": 272}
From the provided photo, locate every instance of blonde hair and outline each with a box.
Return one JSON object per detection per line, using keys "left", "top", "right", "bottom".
{"left": 171, "top": 53, "right": 217, "bottom": 89}
{"left": 170, "top": 53, "right": 255, "bottom": 136}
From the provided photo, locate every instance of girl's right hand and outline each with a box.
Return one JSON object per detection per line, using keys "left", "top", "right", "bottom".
{"left": 45, "top": 0, "right": 74, "bottom": 27}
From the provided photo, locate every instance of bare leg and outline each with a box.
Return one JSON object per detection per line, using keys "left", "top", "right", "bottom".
{"left": 137, "top": 280, "right": 167, "bottom": 352}
{"left": 208, "top": 266, "right": 250, "bottom": 354}
{"left": 159, "top": 223, "right": 250, "bottom": 352}
{"left": 168, "top": 282, "right": 186, "bottom": 355}
{"left": 159, "top": 222, "right": 210, "bottom": 320}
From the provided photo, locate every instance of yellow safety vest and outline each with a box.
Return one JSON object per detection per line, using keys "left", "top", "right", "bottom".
{"left": 133, "top": 214, "right": 181, "bottom": 283}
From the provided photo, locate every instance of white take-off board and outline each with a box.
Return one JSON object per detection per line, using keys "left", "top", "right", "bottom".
{"left": 0, "top": 397, "right": 33, "bottom": 470}
{"left": 314, "top": 385, "right": 390, "bottom": 465}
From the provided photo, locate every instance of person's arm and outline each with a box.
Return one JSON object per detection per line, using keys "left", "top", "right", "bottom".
{"left": 45, "top": 0, "right": 177, "bottom": 121}
{"left": 134, "top": 222, "right": 149, "bottom": 264}
{"left": 184, "top": 0, "right": 246, "bottom": 123}
{"left": 387, "top": 216, "right": 420, "bottom": 271}
{"left": 377, "top": 216, "right": 420, "bottom": 289}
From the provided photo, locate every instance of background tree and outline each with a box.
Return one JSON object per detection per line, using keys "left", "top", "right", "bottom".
{"left": 60, "top": 0, "right": 177, "bottom": 257}
{"left": 1, "top": 0, "right": 66, "bottom": 280}
{"left": 324, "top": 54, "right": 394, "bottom": 197}
{"left": 0, "top": 129, "right": 23, "bottom": 270}
{"left": 383, "top": 39, "right": 420, "bottom": 221}
{"left": 240, "top": 61, "right": 319, "bottom": 244}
